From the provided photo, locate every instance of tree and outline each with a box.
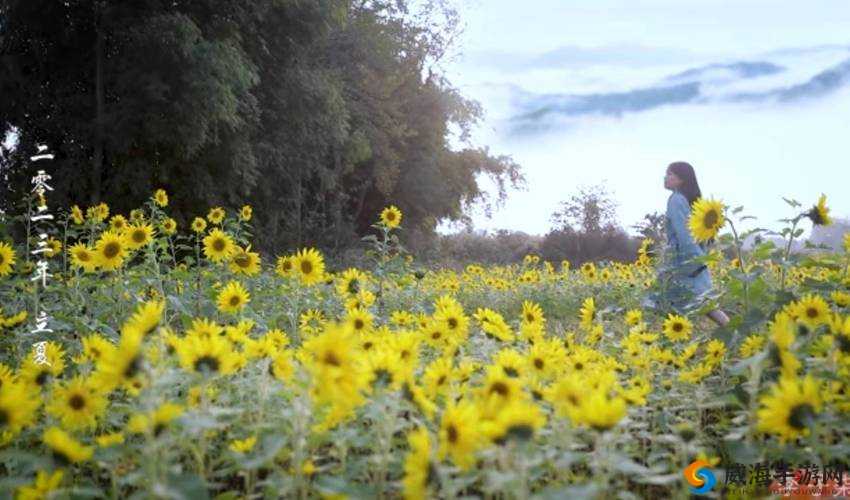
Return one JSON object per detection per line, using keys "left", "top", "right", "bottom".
{"left": 549, "top": 184, "right": 618, "bottom": 234}
{"left": 0, "top": 0, "right": 523, "bottom": 255}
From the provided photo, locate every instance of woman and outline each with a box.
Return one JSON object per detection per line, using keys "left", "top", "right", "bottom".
{"left": 662, "top": 162, "right": 730, "bottom": 326}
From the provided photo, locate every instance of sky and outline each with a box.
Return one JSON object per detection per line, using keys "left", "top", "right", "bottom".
{"left": 436, "top": 0, "right": 850, "bottom": 236}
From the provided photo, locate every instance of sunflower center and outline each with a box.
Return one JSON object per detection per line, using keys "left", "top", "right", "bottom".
{"left": 506, "top": 424, "right": 534, "bottom": 441}
{"left": 194, "top": 355, "right": 220, "bottom": 373}
{"left": 526, "top": 313, "right": 535, "bottom": 322}
{"left": 234, "top": 255, "right": 249, "bottom": 268}
{"left": 806, "top": 307, "right": 819, "bottom": 319}
{"left": 77, "top": 251, "right": 91, "bottom": 262}
{"left": 213, "top": 239, "right": 226, "bottom": 252}
{"left": 534, "top": 358, "right": 544, "bottom": 369}
{"left": 69, "top": 394, "right": 86, "bottom": 410}
{"left": 836, "top": 335, "right": 850, "bottom": 354}
{"left": 323, "top": 351, "right": 341, "bottom": 367}
{"left": 788, "top": 403, "right": 815, "bottom": 430}
{"left": 447, "top": 317, "right": 458, "bottom": 329}
{"left": 703, "top": 210, "right": 719, "bottom": 229}
{"left": 503, "top": 366, "right": 519, "bottom": 377}
{"left": 447, "top": 424, "right": 459, "bottom": 443}
{"left": 354, "top": 319, "right": 364, "bottom": 330}
{"left": 132, "top": 230, "right": 146, "bottom": 243}
{"left": 229, "top": 296, "right": 241, "bottom": 306}
{"left": 301, "top": 260, "right": 313, "bottom": 274}
{"left": 104, "top": 242, "right": 120, "bottom": 259}
{"left": 124, "top": 356, "right": 142, "bottom": 378}
{"left": 673, "top": 323, "right": 683, "bottom": 332}
{"left": 431, "top": 331, "right": 442, "bottom": 340}
{"left": 490, "top": 381, "right": 509, "bottom": 396}
{"left": 574, "top": 362, "right": 584, "bottom": 371}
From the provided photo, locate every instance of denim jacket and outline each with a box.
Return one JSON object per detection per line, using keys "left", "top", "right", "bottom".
{"left": 665, "top": 191, "right": 706, "bottom": 276}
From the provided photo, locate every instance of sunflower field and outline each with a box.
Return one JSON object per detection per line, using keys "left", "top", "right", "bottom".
{"left": 1, "top": 189, "right": 850, "bottom": 500}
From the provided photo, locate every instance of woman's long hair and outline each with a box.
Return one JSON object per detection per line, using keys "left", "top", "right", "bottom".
{"left": 667, "top": 161, "right": 702, "bottom": 206}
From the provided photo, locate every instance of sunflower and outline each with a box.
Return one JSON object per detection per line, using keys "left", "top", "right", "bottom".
{"left": 43, "top": 427, "right": 94, "bottom": 464}
{"left": 88, "top": 202, "right": 109, "bottom": 223}
{"left": 15, "top": 469, "right": 64, "bottom": 500}
{"left": 345, "top": 307, "right": 373, "bottom": 334}
{"left": 44, "top": 237, "right": 62, "bottom": 258}
{"left": 739, "top": 334, "right": 766, "bottom": 358}
{"left": 19, "top": 342, "right": 66, "bottom": 389}
{"left": 203, "top": 229, "right": 235, "bottom": 263}
{"left": 275, "top": 255, "right": 294, "bottom": 277}
{"left": 757, "top": 374, "right": 822, "bottom": 443}
{"left": 688, "top": 198, "right": 726, "bottom": 243}
{"left": 483, "top": 399, "right": 546, "bottom": 444}
{"left": 177, "top": 333, "right": 239, "bottom": 376}
{"left": 207, "top": 206, "right": 226, "bottom": 225}
{"left": 122, "top": 299, "right": 165, "bottom": 338}
{"left": 129, "top": 209, "right": 145, "bottom": 223}
{"left": 434, "top": 300, "right": 469, "bottom": 340}
{"left": 191, "top": 217, "right": 207, "bottom": 234}
{"left": 70, "top": 204, "right": 85, "bottom": 225}
{"left": 161, "top": 217, "right": 177, "bottom": 236}
{"left": 153, "top": 188, "right": 169, "bottom": 207}
{"left": 228, "top": 246, "right": 261, "bottom": 276}
{"left": 474, "top": 308, "right": 514, "bottom": 342}
{"left": 96, "top": 432, "right": 125, "bottom": 448}
{"left": 108, "top": 214, "right": 128, "bottom": 233}
{"left": 521, "top": 300, "right": 545, "bottom": 327}
{"left": 217, "top": 281, "right": 250, "bottom": 314}
{"left": 793, "top": 294, "right": 831, "bottom": 330}
{"left": 0, "top": 380, "right": 42, "bottom": 436}
{"left": 336, "top": 268, "right": 368, "bottom": 297}
{"left": 663, "top": 313, "right": 693, "bottom": 341}
{"left": 68, "top": 243, "right": 98, "bottom": 273}
{"left": 579, "top": 297, "right": 596, "bottom": 330}
{"left": 402, "top": 427, "right": 433, "bottom": 500}
{"left": 379, "top": 205, "right": 403, "bottom": 229}
{"left": 229, "top": 436, "right": 257, "bottom": 453}
{"left": 580, "top": 262, "right": 597, "bottom": 280}
{"left": 572, "top": 386, "right": 627, "bottom": 432}
{"left": 239, "top": 205, "right": 253, "bottom": 222}
{"left": 78, "top": 334, "right": 116, "bottom": 364}
{"left": 292, "top": 247, "right": 325, "bottom": 285}
{"left": 624, "top": 309, "right": 643, "bottom": 326}
{"left": 0, "top": 242, "right": 16, "bottom": 277}
{"left": 438, "top": 400, "right": 483, "bottom": 471}
{"left": 92, "top": 328, "right": 145, "bottom": 393}
{"left": 94, "top": 231, "right": 128, "bottom": 271}
{"left": 46, "top": 376, "right": 108, "bottom": 431}
{"left": 477, "top": 367, "right": 523, "bottom": 418}
{"left": 493, "top": 348, "right": 526, "bottom": 379}
{"left": 124, "top": 223, "right": 155, "bottom": 250}
{"left": 806, "top": 194, "right": 832, "bottom": 226}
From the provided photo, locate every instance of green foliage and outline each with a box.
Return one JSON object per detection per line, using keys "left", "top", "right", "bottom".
{"left": 0, "top": 0, "right": 524, "bottom": 253}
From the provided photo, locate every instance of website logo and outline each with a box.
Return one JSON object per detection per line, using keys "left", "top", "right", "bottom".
{"left": 684, "top": 460, "right": 717, "bottom": 494}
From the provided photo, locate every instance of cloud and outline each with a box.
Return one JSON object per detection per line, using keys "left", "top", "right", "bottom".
{"left": 664, "top": 61, "right": 785, "bottom": 84}
{"left": 505, "top": 49, "right": 850, "bottom": 136}
{"left": 464, "top": 44, "right": 703, "bottom": 72}
{"left": 729, "top": 57, "right": 850, "bottom": 102}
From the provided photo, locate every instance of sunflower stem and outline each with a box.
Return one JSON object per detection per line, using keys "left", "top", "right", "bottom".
{"left": 779, "top": 215, "right": 803, "bottom": 292}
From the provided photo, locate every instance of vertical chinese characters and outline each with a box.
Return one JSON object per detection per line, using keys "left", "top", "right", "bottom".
{"left": 28, "top": 146, "right": 55, "bottom": 365}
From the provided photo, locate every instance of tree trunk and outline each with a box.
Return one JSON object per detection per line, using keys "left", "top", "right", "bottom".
{"left": 91, "top": 4, "right": 104, "bottom": 204}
